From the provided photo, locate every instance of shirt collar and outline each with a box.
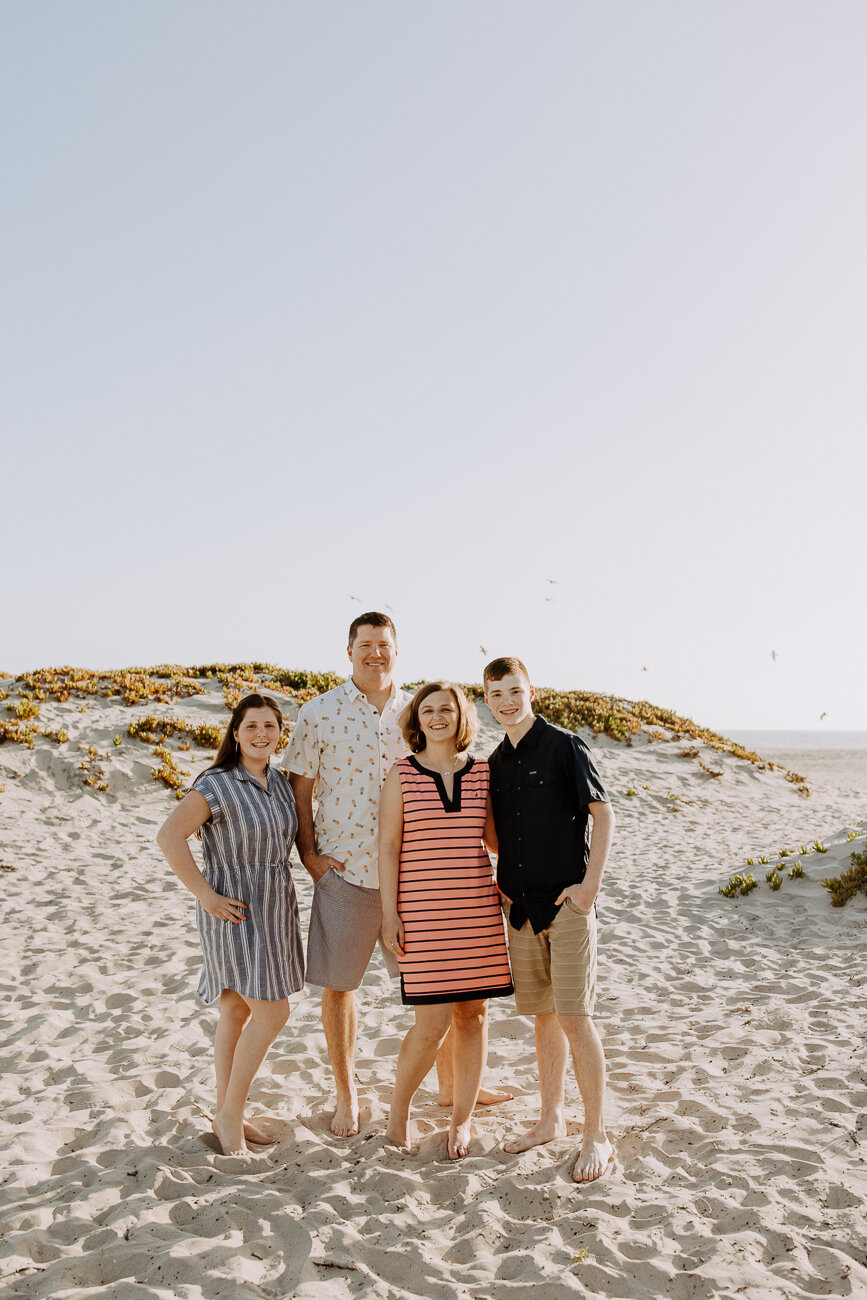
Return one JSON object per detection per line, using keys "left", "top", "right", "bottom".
{"left": 343, "top": 677, "right": 401, "bottom": 710}
{"left": 232, "top": 764, "right": 271, "bottom": 789}
{"left": 505, "top": 714, "right": 547, "bottom": 754}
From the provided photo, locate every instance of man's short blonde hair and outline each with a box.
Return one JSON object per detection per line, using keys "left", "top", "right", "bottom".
{"left": 399, "top": 682, "right": 478, "bottom": 754}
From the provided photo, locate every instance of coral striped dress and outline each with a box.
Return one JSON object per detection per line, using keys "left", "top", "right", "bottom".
{"left": 395, "top": 756, "right": 514, "bottom": 1005}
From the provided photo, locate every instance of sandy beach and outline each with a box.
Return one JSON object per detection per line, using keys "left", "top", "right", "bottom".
{"left": 1, "top": 671, "right": 865, "bottom": 1299}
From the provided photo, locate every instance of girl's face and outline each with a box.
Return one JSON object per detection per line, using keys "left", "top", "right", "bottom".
{"left": 418, "top": 690, "right": 459, "bottom": 745}
{"left": 234, "top": 707, "right": 281, "bottom": 762}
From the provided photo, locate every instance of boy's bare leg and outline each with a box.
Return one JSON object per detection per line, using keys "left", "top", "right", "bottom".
{"left": 559, "top": 1013, "right": 613, "bottom": 1182}
{"left": 503, "top": 1013, "right": 568, "bottom": 1153}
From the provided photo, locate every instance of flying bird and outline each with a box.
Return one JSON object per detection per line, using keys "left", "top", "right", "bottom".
{"left": 770, "top": 650, "right": 777, "bottom": 661}
{"left": 545, "top": 578, "right": 559, "bottom": 585}
{"left": 385, "top": 604, "right": 394, "bottom": 612}
{"left": 348, "top": 595, "right": 362, "bottom": 602}
{"left": 480, "top": 645, "right": 487, "bottom": 656}
{"left": 641, "top": 666, "right": 648, "bottom": 672}
{"left": 819, "top": 711, "right": 828, "bottom": 721}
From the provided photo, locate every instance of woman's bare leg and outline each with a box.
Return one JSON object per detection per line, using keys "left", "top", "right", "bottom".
{"left": 386, "top": 1004, "right": 452, "bottom": 1151}
{"left": 448, "top": 1000, "right": 487, "bottom": 1159}
{"left": 212, "top": 990, "right": 278, "bottom": 1145}
{"left": 212, "top": 995, "right": 290, "bottom": 1154}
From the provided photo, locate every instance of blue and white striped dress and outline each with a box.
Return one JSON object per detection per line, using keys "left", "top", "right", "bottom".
{"left": 192, "top": 765, "right": 305, "bottom": 1003}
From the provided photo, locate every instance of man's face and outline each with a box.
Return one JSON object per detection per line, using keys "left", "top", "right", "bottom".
{"left": 484, "top": 672, "right": 534, "bottom": 730}
{"left": 347, "top": 623, "right": 397, "bottom": 685}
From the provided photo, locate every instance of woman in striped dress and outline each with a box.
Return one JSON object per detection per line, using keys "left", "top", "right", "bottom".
{"left": 380, "top": 683, "right": 513, "bottom": 1158}
{"left": 157, "top": 693, "right": 304, "bottom": 1155}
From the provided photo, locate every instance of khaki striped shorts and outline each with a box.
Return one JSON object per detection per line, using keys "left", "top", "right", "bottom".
{"left": 504, "top": 898, "right": 597, "bottom": 1016}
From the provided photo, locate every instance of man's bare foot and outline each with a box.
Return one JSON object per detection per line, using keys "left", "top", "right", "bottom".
{"left": 196, "top": 1102, "right": 275, "bottom": 1147}
{"left": 330, "top": 1095, "right": 360, "bottom": 1137}
{"left": 502, "top": 1116, "right": 567, "bottom": 1154}
{"left": 243, "top": 1118, "right": 277, "bottom": 1145}
{"left": 572, "top": 1136, "right": 613, "bottom": 1183}
{"left": 439, "top": 1085, "right": 514, "bottom": 1108}
{"left": 449, "top": 1119, "right": 472, "bottom": 1159}
{"left": 212, "top": 1111, "right": 246, "bottom": 1156}
{"left": 477, "top": 1085, "right": 513, "bottom": 1106}
{"left": 386, "top": 1115, "right": 413, "bottom": 1152}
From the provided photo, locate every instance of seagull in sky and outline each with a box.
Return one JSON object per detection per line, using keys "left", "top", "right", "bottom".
{"left": 348, "top": 594, "right": 361, "bottom": 602}
{"left": 545, "top": 578, "right": 559, "bottom": 585}
{"left": 641, "top": 666, "right": 648, "bottom": 672}
{"left": 770, "top": 650, "right": 778, "bottom": 661}
{"left": 480, "top": 645, "right": 487, "bottom": 656}
{"left": 820, "top": 711, "right": 828, "bottom": 721}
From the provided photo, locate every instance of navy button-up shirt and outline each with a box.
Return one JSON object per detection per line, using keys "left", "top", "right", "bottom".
{"left": 488, "top": 715, "right": 609, "bottom": 934}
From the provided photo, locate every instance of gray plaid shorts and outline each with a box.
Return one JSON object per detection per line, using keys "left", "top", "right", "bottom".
{"left": 306, "top": 868, "right": 399, "bottom": 991}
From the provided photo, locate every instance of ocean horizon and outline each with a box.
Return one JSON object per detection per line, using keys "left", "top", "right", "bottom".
{"left": 725, "top": 730, "right": 867, "bottom": 752}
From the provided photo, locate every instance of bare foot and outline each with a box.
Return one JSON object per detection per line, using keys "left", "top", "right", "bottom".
{"left": 439, "top": 1085, "right": 514, "bottom": 1108}
{"left": 503, "top": 1116, "right": 567, "bottom": 1154}
{"left": 196, "top": 1102, "right": 275, "bottom": 1146}
{"left": 243, "top": 1118, "right": 277, "bottom": 1145}
{"left": 477, "top": 1086, "right": 513, "bottom": 1107}
{"left": 572, "top": 1136, "right": 613, "bottom": 1183}
{"left": 212, "top": 1111, "right": 246, "bottom": 1156}
{"left": 330, "top": 1095, "right": 360, "bottom": 1138}
{"left": 449, "top": 1119, "right": 472, "bottom": 1160}
{"left": 386, "top": 1115, "right": 413, "bottom": 1152}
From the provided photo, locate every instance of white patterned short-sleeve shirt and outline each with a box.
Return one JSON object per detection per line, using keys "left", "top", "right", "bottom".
{"left": 283, "top": 679, "right": 410, "bottom": 888}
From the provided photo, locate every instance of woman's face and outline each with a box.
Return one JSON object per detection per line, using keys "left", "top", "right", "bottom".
{"left": 418, "top": 690, "right": 459, "bottom": 745}
{"left": 234, "top": 707, "right": 281, "bottom": 762}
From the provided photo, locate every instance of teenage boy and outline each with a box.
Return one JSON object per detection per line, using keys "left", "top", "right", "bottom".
{"left": 484, "top": 656, "right": 615, "bottom": 1182}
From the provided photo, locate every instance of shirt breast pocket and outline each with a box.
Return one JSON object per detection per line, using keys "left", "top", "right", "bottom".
{"left": 490, "top": 769, "right": 514, "bottom": 800}
{"left": 326, "top": 736, "right": 359, "bottom": 772}
{"left": 525, "top": 769, "right": 558, "bottom": 795}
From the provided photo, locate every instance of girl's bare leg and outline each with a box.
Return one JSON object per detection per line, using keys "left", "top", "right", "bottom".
{"left": 386, "top": 1004, "right": 452, "bottom": 1151}
{"left": 212, "top": 990, "right": 277, "bottom": 1144}
{"left": 212, "top": 995, "right": 290, "bottom": 1154}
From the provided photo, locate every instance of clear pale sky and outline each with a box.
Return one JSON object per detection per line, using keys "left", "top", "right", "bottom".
{"left": 2, "top": 3, "right": 865, "bottom": 730}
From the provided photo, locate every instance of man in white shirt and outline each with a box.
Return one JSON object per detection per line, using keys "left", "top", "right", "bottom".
{"left": 287, "top": 612, "right": 510, "bottom": 1137}
{"left": 286, "top": 613, "right": 409, "bottom": 1136}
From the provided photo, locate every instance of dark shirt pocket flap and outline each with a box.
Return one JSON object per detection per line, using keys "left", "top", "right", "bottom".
{"left": 491, "top": 769, "right": 515, "bottom": 795}
{"left": 525, "top": 769, "right": 557, "bottom": 789}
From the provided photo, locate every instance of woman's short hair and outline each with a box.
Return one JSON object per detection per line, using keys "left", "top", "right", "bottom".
{"left": 399, "top": 682, "right": 478, "bottom": 754}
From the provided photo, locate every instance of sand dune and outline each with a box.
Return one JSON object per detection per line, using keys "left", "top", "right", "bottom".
{"left": 1, "top": 673, "right": 864, "bottom": 1298}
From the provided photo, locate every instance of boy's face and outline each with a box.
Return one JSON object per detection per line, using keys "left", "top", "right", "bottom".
{"left": 484, "top": 673, "right": 535, "bottom": 730}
